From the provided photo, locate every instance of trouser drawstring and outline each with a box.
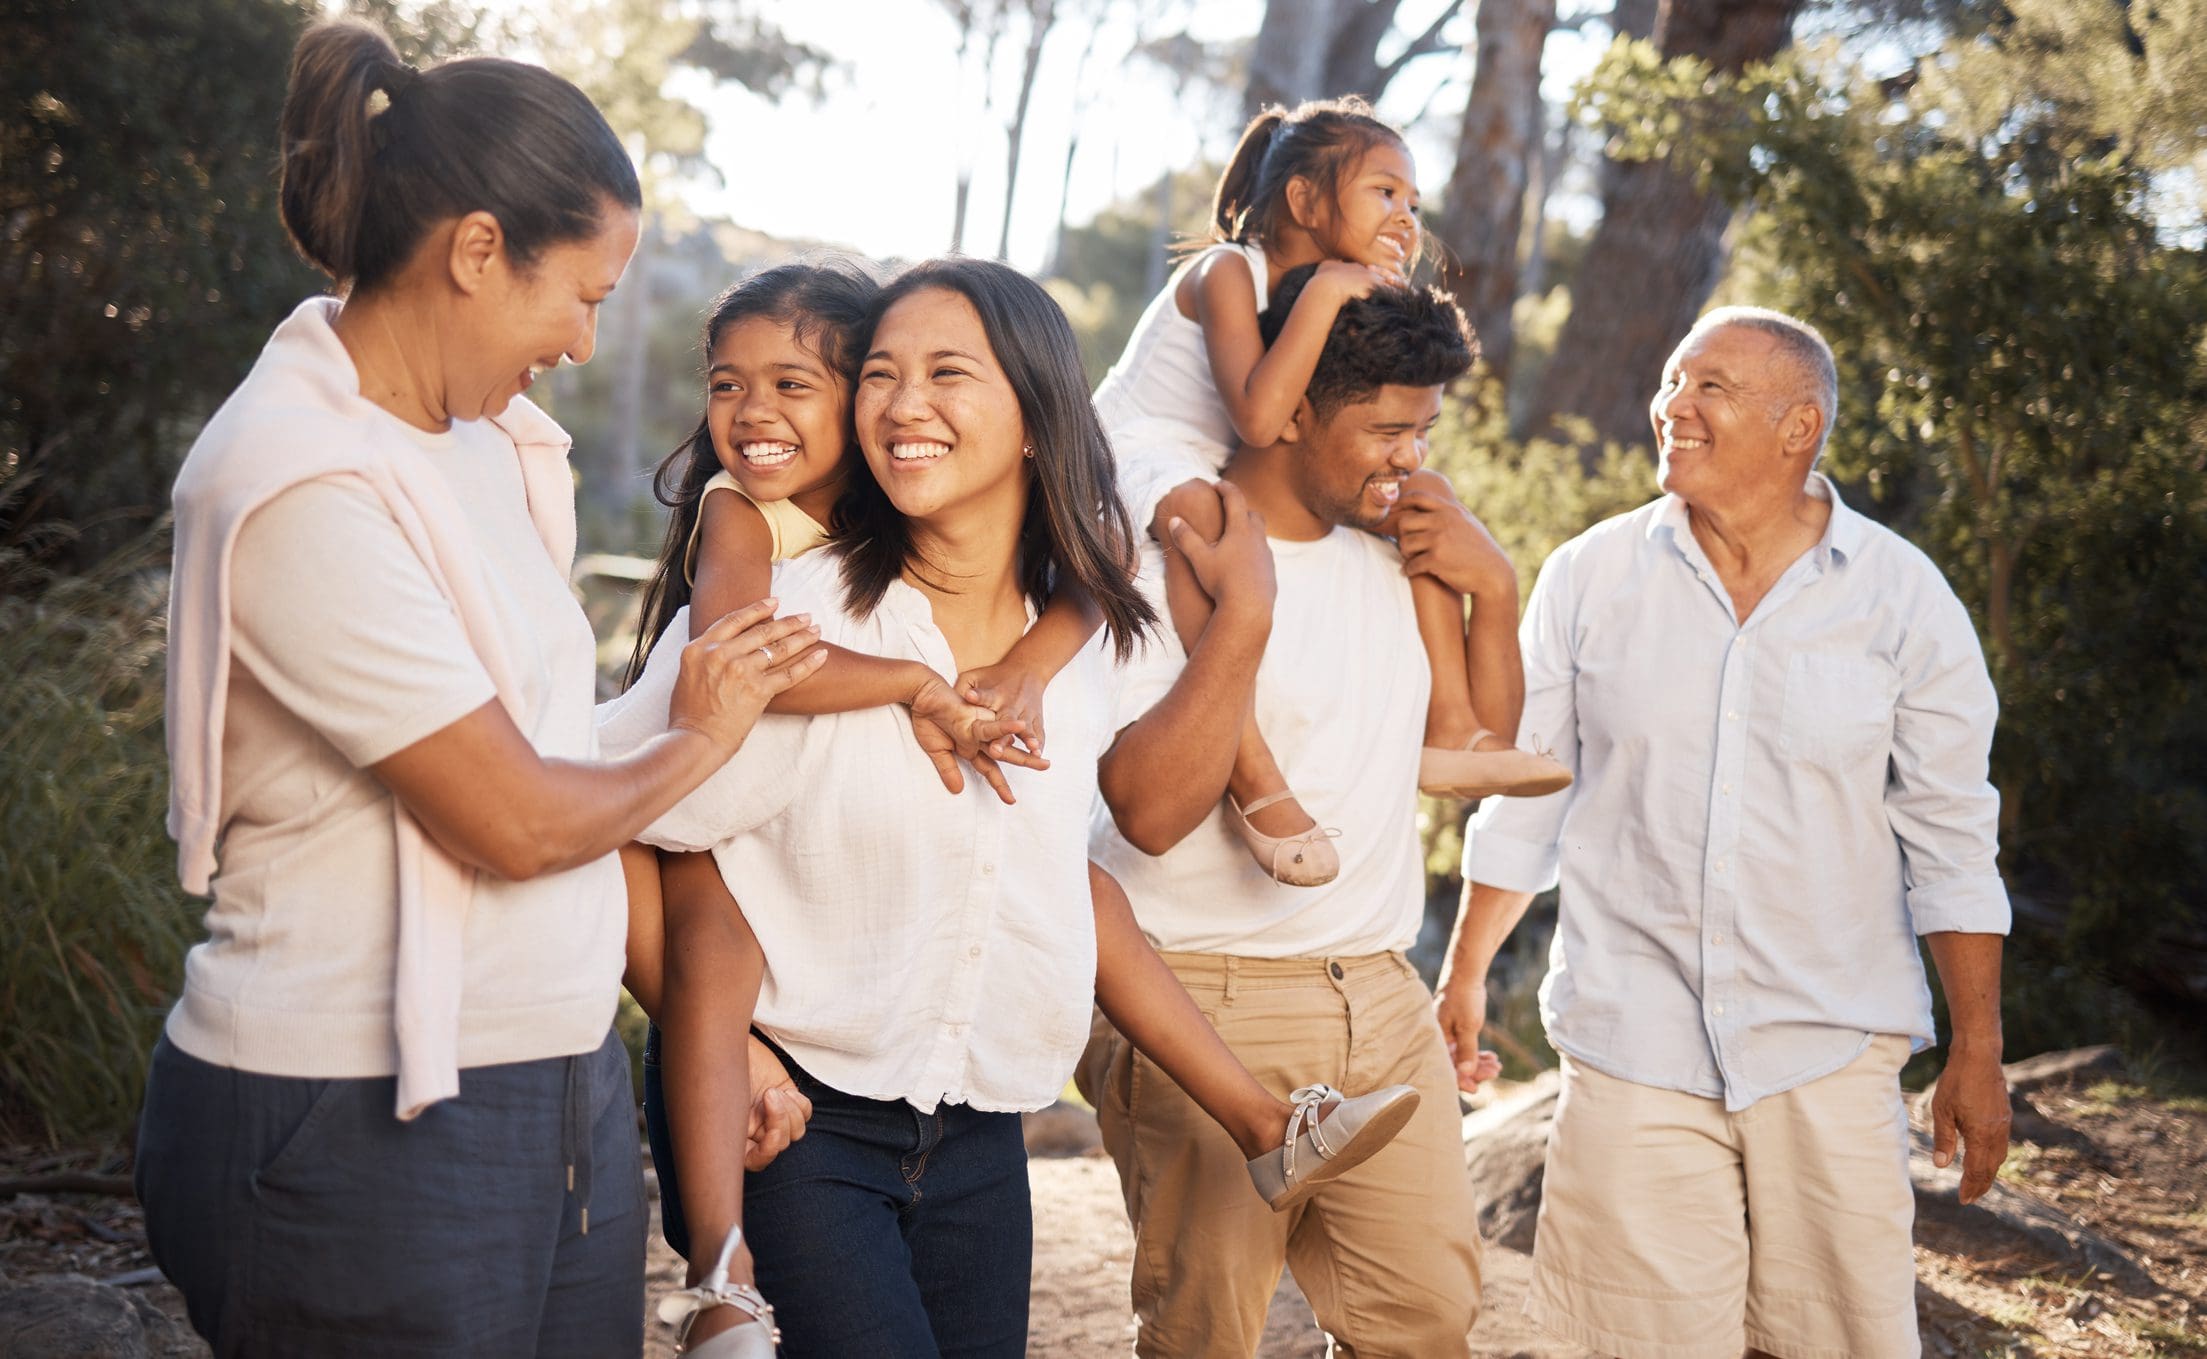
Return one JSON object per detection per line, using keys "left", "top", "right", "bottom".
{"left": 562, "top": 1047, "right": 593, "bottom": 1234}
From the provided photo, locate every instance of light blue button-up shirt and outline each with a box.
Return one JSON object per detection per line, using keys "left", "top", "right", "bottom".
{"left": 1463, "top": 478, "right": 2010, "bottom": 1110}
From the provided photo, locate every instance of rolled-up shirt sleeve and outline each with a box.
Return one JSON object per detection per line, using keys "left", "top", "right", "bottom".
{"left": 1887, "top": 579, "right": 2010, "bottom": 936}
{"left": 1461, "top": 544, "right": 1581, "bottom": 895}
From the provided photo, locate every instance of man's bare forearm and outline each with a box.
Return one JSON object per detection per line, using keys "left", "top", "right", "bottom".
{"left": 1441, "top": 880, "right": 1539, "bottom": 986}
{"left": 1098, "top": 597, "right": 1270, "bottom": 853}
{"left": 1926, "top": 931, "right": 2004, "bottom": 1053}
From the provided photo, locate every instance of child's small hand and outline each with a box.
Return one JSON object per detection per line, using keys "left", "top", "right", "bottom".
{"left": 958, "top": 662, "right": 1049, "bottom": 758}
{"left": 1314, "top": 258, "right": 1399, "bottom": 303}
{"left": 909, "top": 675, "right": 1049, "bottom": 804}
{"left": 745, "top": 1035, "right": 813, "bottom": 1171}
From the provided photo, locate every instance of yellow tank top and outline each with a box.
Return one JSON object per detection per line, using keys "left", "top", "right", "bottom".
{"left": 682, "top": 470, "right": 831, "bottom": 582}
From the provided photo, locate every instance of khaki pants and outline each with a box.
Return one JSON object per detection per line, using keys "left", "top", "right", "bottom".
{"left": 1078, "top": 951, "right": 1482, "bottom": 1359}
{"left": 1528, "top": 1036, "right": 1919, "bottom": 1359}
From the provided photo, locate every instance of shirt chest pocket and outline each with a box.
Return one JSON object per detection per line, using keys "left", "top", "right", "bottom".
{"left": 1779, "top": 653, "right": 1896, "bottom": 766}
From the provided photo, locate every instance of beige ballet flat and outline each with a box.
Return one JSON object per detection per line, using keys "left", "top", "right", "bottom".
{"left": 1246, "top": 1083, "right": 1422, "bottom": 1211}
{"left": 1418, "top": 730, "right": 1572, "bottom": 800}
{"left": 1227, "top": 790, "right": 1342, "bottom": 887}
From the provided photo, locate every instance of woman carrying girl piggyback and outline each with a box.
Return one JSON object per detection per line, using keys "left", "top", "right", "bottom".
{"left": 599, "top": 259, "right": 1424, "bottom": 1358}
{"left": 1094, "top": 97, "right": 1571, "bottom": 886}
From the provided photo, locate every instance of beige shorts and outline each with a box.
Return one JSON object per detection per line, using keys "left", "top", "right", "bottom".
{"left": 1527, "top": 1035, "right": 1917, "bottom": 1359}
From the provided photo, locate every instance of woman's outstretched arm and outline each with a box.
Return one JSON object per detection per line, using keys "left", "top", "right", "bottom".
{"left": 372, "top": 600, "right": 823, "bottom": 880}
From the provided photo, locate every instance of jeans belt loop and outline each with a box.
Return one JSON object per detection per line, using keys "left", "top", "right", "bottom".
{"left": 1223, "top": 955, "right": 1238, "bottom": 1006}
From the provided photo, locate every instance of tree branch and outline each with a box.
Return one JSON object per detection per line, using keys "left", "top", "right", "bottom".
{"left": 1378, "top": 0, "right": 1471, "bottom": 89}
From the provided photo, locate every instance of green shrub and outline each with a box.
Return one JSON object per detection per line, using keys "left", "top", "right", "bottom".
{"left": 0, "top": 526, "right": 198, "bottom": 1145}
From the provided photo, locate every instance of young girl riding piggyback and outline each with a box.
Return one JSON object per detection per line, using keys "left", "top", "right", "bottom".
{"left": 1094, "top": 96, "right": 1570, "bottom": 887}
{"left": 603, "top": 260, "right": 1428, "bottom": 1357}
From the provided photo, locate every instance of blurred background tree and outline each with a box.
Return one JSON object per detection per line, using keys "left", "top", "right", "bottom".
{"left": 0, "top": 0, "right": 319, "bottom": 570}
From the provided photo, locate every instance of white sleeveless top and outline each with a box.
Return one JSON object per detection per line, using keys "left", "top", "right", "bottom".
{"left": 1092, "top": 241, "right": 1269, "bottom": 528}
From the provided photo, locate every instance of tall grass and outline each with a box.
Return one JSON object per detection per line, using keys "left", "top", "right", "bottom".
{"left": 0, "top": 525, "right": 199, "bottom": 1146}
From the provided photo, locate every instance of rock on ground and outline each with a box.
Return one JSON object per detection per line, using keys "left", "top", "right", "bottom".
{"left": 0, "top": 1274, "right": 205, "bottom": 1359}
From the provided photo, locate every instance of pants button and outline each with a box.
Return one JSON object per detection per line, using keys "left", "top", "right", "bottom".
{"left": 1329, "top": 962, "right": 1345, "bottom": 980}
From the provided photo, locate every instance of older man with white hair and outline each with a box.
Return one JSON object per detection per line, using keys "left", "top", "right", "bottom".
{"left": 1438, "top": 306, "right": 2013, "bottom": 1358}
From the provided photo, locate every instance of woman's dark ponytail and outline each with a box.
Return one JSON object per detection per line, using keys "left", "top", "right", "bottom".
{"left": 276, "top": 19, "right": 640, "bottom": 292}
{"left": 279, "top": 22, "right": 411, "bottom": 282}
{"left": 1211, "top": 108, "right": 1286, "bottom": 243}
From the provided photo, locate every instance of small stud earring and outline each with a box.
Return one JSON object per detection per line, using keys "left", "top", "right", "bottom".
{"left": 1022, "top": 443, "right": 1035, "bottom": 459}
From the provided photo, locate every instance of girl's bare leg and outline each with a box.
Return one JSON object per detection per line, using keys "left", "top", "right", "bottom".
{"left": 1153, "top": 481, "right": 1315, "bottom": 842}
{"left": 1090, "top": 863, "right": 1289, "bottom": 1160}
{"left": 620, "top": 842, "right": 665, "bottom": 1019}
{"left": 659, "top": 850, "right": 764, "bottom": 1343}
{"left": 1403, "top": 467, "right": 1520, "bottom": 752}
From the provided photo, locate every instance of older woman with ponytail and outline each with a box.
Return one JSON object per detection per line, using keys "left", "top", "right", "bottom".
{"left": 135, "top": 20, "right": 824, "bottom": 1355}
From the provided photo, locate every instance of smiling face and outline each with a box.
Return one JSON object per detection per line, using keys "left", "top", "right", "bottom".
{"left": 1290, "top": 382, "right": 1443, "bottom": 530}
{"left": 1314, "top": 138, "right": 1421, "bottom": 274}
{"left": 455, "top": 204, "right": 639, "bottom": 422}
{"left": 706, "top": 314, "right": 851, "bottom": 506}
{"left": 1651, "top": 322, "right": 1812, "bottom": 508}
{"left": 853, "top": 286, "right": 1029, "bottom": 529}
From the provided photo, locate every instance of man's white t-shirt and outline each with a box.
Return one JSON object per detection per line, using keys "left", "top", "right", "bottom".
{"left": 167, "top": 412, "right": 625, "bottom": 1078}
{"left": 1090, "top": 526, "right": 1430, "bottom": 957}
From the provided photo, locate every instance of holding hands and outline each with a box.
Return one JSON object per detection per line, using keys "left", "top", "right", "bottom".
{"left": 908, "top": 673, "right": 1047, "bottom": 805}
{"left": 1433, "top": 971, "right": 1505, "bottom": 1096}
{"left": 1383, "top": 478, "right": 1516, "bottom": 601}
{"left": 1166, "top": 479, "right": 1277, "bottom": 622}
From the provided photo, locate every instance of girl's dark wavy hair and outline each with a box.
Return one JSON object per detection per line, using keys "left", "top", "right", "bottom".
{"left": 1206, "top": 95, "right": 1419, "bottom": 264}
{"left": 829, "top": 258, "right": 1155, "bottom": 661}
{"left": 624, "top": 257, "right": 880, "bottom": 688}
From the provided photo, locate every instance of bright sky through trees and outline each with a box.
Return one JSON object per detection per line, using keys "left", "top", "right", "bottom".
{"left": 557, "top": 0, "right": 1609, "bottom": 270}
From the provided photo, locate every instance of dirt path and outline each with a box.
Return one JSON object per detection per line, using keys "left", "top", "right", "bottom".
{"left": 642, "top": 1152, "right": 1589, "bottom": 1358}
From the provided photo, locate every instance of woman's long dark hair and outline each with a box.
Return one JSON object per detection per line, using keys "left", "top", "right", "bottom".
{"left": 623, "top": 257, "right": 879, "bottom": 688}
{"left": 831, "top": 258, "right": 1155, "bottom": 662}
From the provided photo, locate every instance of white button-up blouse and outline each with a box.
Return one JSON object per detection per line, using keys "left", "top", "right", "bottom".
{"left": 596, "top": 550, "right": 1112, "bottom": 1113}
{"left": 1464, "top": 478, "right": 2010, "bottom": 1111}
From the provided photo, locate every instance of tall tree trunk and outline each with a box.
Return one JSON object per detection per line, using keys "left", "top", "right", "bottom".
{"left": 996, "top": 0, "right": 1058, "bottom": 260}
{"left": 1521, "top": 0, "right": 1799, "bottom": 455}
{"left": 1434, "top": 0, "right": 1556, "bottom": 379}
{"left": 1519, "top": 120, "right": 1568, "bottom": 299}
{"left": 1243, "top": 0, "right": 1460, "bottom": 115}
{"left": 1246, "top": 0, "right": 1334, "bottom": 114}
{"left": 950, "top": 2, "right": 1007, "bottom": 252}
{"left": 1045, "top": 16, "right": 1105, "bottom": 276}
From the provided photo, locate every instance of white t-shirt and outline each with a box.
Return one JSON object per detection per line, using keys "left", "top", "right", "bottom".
{"left": 166, "top": 413, "right": 625, "bottom": 1078}
{"left": 1089, "top": 526, "right": 1430, "bottom": 957}
{"left": 596, "top": 551, "right": 1113, "bottom": 1113}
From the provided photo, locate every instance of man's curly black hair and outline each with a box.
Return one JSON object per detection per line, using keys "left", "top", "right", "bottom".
{"left": 1258, "top": 263, "right": 1478, "bottom": 419}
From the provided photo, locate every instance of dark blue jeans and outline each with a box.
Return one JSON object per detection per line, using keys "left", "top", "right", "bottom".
{"left": 646, "top": 1029, "right": 1032, "bottom": 1359}
{"left": 640, "top": 1021, "right": 692, "bottom": 1260}
{"left": 136, "top": 1030, "right": 644, "bottom": 1359}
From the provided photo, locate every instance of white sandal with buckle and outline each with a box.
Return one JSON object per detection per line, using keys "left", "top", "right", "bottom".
{"left": 1246, "top": 1082, "right": 1421, "bottom": 1211}
{"left": 658, "top": 1224, "right": 779, "bottom": 1357}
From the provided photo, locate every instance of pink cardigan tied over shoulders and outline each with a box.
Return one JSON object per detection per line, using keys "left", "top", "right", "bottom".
{"left": 166, "top": 295, "right": 579, "bottom": 1119}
